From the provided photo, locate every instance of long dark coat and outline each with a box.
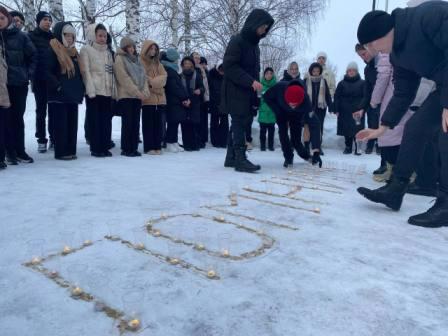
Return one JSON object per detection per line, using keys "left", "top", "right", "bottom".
{"left": 334, "top": 74, "right": 366, "bottom": 137}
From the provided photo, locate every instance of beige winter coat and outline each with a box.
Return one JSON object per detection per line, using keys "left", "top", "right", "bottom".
{"left": 0, "top": 48, "right": 10, "bottom": 108}
{"left": 140, "top": 40, "right": 167, "bottom": 106}
{"left": 80, "top": 42, "right": 115, "bottom": 98}
{"left": 322, "top": 66, "right": 336, "bottom": 98}
{"left": 114, "top": 49, "right": 150, "bottom": 100}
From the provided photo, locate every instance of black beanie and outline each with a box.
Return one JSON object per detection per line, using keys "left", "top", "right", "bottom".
{"left": 36, "top": 11, "right": 52, "bottom": 25}
{"left": 357, "top": 10, "right": 394, "bottom": 45}
{"left": 10, "top": 10, "right": 25, "bottom": 23}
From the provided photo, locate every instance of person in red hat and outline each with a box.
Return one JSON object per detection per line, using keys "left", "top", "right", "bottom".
{"left": 264, "top": 80, "right": 322, "bottom": 168}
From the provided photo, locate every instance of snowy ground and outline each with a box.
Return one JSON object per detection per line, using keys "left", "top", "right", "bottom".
{"left": 1, "top": 98, "right": 448, "bottom": 336}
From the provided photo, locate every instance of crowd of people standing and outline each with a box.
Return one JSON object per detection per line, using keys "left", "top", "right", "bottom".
{"left": 0, "top": 2, "right": 446, "bottom": 229}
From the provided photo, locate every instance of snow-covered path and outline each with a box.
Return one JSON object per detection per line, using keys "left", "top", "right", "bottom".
{"left": 1, "top": 102, "right": 447, "bottom": 336}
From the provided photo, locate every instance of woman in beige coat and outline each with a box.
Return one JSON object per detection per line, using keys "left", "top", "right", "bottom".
{"left": 80, "top": 23, "right": 115, "bottom": 157}
{"left": 140, "top": 40, "right": 167, "bottom": 154}
{"left": 0, "top": 7, "right": 11, "bottom": 170}
{"left": 114, "top": 37, "right": 149, "bottom": 157}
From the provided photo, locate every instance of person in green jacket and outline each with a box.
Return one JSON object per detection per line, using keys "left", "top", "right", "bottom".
{"left": 258, "top": 67, "right": 277, "bottom": 151}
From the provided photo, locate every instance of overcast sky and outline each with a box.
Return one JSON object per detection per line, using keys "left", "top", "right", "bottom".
{"left": 301, "top": 0, "right": 410, "bottom": 80}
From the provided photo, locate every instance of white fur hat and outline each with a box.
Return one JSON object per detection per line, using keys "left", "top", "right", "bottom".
{"left": 316, "top": 51, "right": 327, "bottom": 60}
{"left": 346, "top": 62, "right": 359, "bottom": 71}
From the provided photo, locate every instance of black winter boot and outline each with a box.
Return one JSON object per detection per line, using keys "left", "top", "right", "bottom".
{"left": 408, "top": 194, "right": 448, "bottom": 228}
{"left": 373, "top": 163, "right": 387, "bottom": 175}
{"left": 283, "top": 157, "right": 293, "bottom": 168}
{"left": 357, "top": 176, "right": 409, "bottom": 211}
{"left": 234, "top": 146, "right": 260, "bottom": 173}
{"left": 224, "top": 145, "right": 235, "bottom": 168}
{"left": 304, "top": 141, "right": 310, "bottom": 156}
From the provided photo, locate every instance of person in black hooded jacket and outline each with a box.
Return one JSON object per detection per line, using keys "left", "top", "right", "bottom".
{"left": 47, "top": 22, "right": 85, "bottom": 160}
{"left": 356, "top": 2, "right": 448, "bottom": 228}
{"left": 29, "top": 11, "right": 54, "bottom": 152}
{"left": 2, "top": 12, "right": 36, "bottom": 164}
{"left": 209, "top": 64, "right": 228, "bottom": 148}
{"left": 264, "top": 79, "right": 322, "bottom": 168}
{"left": 222, "top": 8, "right": 274, "bottom": 173}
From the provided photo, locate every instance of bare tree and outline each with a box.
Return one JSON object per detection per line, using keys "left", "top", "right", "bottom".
{"left": 48, "top": 0, "right": 64, "bottom": 23}
{"left": 125, "top": 0, "right": 140, "bottom": 42}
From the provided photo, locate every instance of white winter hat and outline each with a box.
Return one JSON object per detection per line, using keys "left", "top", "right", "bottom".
{"left": 316, "top": 51, "right": 327, "bottom": 60}
{"left": 346, "top": 62, "right": 359, "bottom": 71}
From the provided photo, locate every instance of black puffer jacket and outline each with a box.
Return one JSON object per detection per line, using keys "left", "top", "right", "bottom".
{"left": 180, "top": 69, "right": 205, "bottom": 123}
{"left": 46, "top": 22, "right": 85, "bottom": 104}
{"left": 164, "top": 65, "right": 189, "bottom": 123}
{"left": 383, "top": 1, "right": 448, "bottom": 128}
{"left": 209, "top": 67, "right": 224, "bottom": 115}
{"left": 221, "top": 9, "right": 274, "bottom": 116}
{"left": 334, "top": 74, "right": 365, "bottom": 137}
{"left": 281, "top": 70, "right": 301, "bottom": 82}
{"left": 2, "top": 26, "right": 36, "bottom": 86}
{"left": 28, "top": 27, "right": 53, "bottom": 82}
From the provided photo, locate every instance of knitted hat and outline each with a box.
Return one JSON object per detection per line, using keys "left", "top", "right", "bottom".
{"left": 284, "top": 85, "right": 305, "bottom": 106}
{"left": 346, "top": 62, "right": 359, "bottom": 72}
{"left": 62, "top": 24, "right": 77, "bottom": 47}
{"left": 10, "top": 10, "right": 24, "bottom": 23}
{"left": 120, "top": 36, "right": 135, "bottom": 50}
{"left": 165, "top": 48, "right": 180, "bottom": 62}
{"left": 264, "top": 67, "right": 274, "bottom": 75}
{"left": 357, "top": 10, "right": 394, "bottom": 45}
{"left": 316, "top": 51, "right": 327, "bottom": 60}
{"left": 0, "top": 6, "right": 12, "bottom": 25}
{"left": 308, "top": 62, "right": 323, "bottom": 76}
{"left": 36, "top": 11, "right": 52, "bottom": 25}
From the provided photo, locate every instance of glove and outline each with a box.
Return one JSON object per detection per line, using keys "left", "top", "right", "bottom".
{"left": 311, "top": 152, "right": 322, "bottom": 168}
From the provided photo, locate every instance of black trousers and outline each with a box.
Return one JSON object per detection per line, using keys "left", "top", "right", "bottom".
{"left": 228, "top": 114, "right": 253, "bottom": 149}
{"left": 259, "top": 123, "right": 275, "bottom": 148}
{"left": 380, "top": 145, "right": 400, "bottom": 165}
{"left": 33, "top": 80, "right": 53, "bottom": 144}
{"left": 210, "top": 113, "right": 229, "bottom": 147}
{"left": 0, "top": 107, "right": 6, "bottom": 162}
{"left": 245, "top": 116, "right": 254, "bottom": 143}
{"left": 166, "top": 122, "right": 180, "bottom": 144}
{"left": 200, "top": 102, "right": 209, "bottom": 144}
{"left": 50, "top": 102, "right": 78, "bottom": 158}
{"left": 6, "top": 85, "right": 28, "bottom": 156}
{"left": 276, "top": 113, "right": 321, "bottom": 161}
{"left": 366, "top": 106, "right": 380, "bottom": 149}
{"left": 394, "top": 90, "right": 448, "bottom": 194}
{"left": 142, "top": 105, "right": 164, "bottom": 152}
{"left": 86, "top": 95, "right": 112, "bottom": 154}
{"left": 119, "top": 98, "right": 141, "bottom": 153}
{"left": 345, "top": 136, "right": 354, "bottom": 148}
{"left": 84, "top": 95, "right": 91, "bottom": 141}
{"left": 415, "top": 133, "right": 440, "bottom": 189}
{"left": 181, "top": 121, "right": 200, "bottom": 150}
{"left": 315, "top": 108, "right": 326, "bottom": 137}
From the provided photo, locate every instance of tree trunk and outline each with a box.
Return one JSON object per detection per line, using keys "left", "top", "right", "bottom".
{"left": 126, "top": 0, "right": 141, "bottom": 43}
{"left": 183, "top": 0, "right": 192, "bottom": 55}
{"left": 48, "top": 0, "right": 65, "bottom": 24}
{"left": 81, "top": 0, "right": 96, "bottom": 42}
{"left": 170, "top": 0, "right": 179, "bottom": 47}
{"left": 23, "top": 0, "right": 36, "bottom": 31}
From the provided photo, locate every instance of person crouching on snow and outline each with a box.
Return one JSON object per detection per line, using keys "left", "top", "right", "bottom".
{"left": 264, "top": 80, "right": 322, "bottom": 168}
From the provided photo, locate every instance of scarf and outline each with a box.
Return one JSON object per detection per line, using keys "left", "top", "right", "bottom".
{"left": 307, "top": 75, "right": 327, "bottom": 109}
{"left": 181, "top": 70, "right": 197, "bottom": 96}
{"left": 49, "top": 38, "right": 82, "bottom": 78}
{"left": 122, "top": 53, "right": 147, "bottom": 91}
{"left": 161, "top": 59, "right": 179, "bottom": 72}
